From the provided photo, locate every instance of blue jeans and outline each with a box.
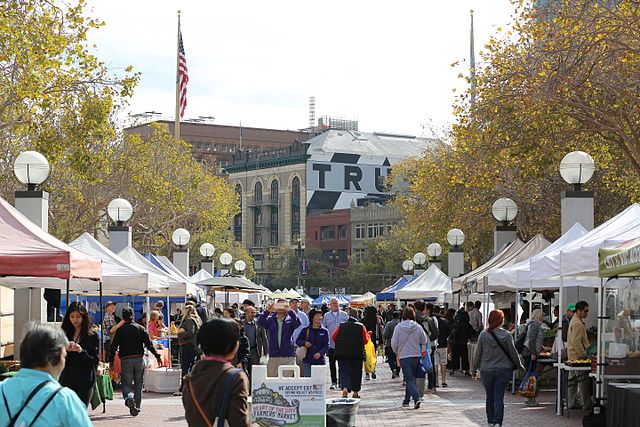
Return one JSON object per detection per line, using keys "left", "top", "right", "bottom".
{"left": 400, "top": 357, "right": 421, "bottom": 404}
{"left": 121, "top": 357, "right": 144, "bottom": 409}
{"left": 480, "top": 368, "right": 511, "bottom": 425}
{"left": 180, "top": 344, "right": 198, "bottom": 391}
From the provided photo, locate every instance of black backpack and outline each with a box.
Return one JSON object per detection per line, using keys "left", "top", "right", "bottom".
{"left": 515, "top": 323, "right": 528, "bottom": 353}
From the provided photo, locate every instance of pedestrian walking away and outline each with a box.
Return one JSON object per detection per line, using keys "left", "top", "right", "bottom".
{"left": 362, "top": 306, "right": 382, "bottom": 380}
{"left": 382, "top": 310, "right": 401, "bottom": 378}
{"left": 473, "top": 309, "right": 523, "bottom": 427}
{"left": 322, "top": 298, "right": 349, "bottom": 389}
{"left": 59, "top": 302, "right": 100, "bottom": 406}
{"left": 450, "top": 308, "right": 474, "bottom": 376}
{"left": 257, "top": 299, "right": 301, "bottom": 377}
{"left": 109, "top": 306, "right": 162, "bottom": 416}
{"left": 434, "top": 307, "right": 452, "bottom": 387}
{"left": 182, "top": 318, "right": 251, "bottom": 427}
{"left": 332, "top": 308, "right": 370, "bottom": 399}
{"left": 0, "top": 323, "right": 93, "bottom": 426}
{"left": 391, "top": 307, "right": 427, "bottom": 409}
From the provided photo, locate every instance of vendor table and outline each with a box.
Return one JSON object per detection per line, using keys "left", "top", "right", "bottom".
{"left": 607, "top": 383, "right": 640, "bottom": 427}
{"left": 554, "top": 363, "right": 592, "bottom": 418}
{"left": 110, "top": 348, "right": 171, "bottom": 380}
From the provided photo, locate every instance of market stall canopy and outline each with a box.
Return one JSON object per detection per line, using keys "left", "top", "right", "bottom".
{"left": 376, "top": 275, "right": 418, "bottom": 301}
{"left": 311, "top": 294, "right": 351, "bottom": 306}
{"left": 531, "top": 204, "right": 640, "bottom": 284}
{"left": 198, "top": 276, "right": 266, "bottom": 293}
{"left": 349, "top": 292, "right": 376, "bottom": 307}
{"left": 118, "top": 246, "right": 203, "bottom": 298}
{"left": 488, "top": 224, "right": 587, "bottom": 291}
{"left": 1, "top": 233, "right": 165, "bottom": 294}
{"left": 396, "top": 264, "right": 452, "bottom": 300}
{"left": 190, "top": 269, "right": 213, "bottom": 283}
{"left": 0, "top": 196, "right": 101, "bottom": 281}
{"left": 452, "top": 238, "right": 525, "bottom": 292}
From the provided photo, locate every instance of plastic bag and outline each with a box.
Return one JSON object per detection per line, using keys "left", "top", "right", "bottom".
{"left": 518, "top": 360, "right": 538, "bottom": 398}
{"left": 421, "top": 351, "right": 433, "bottom": 374}
{"left": 364, "top": 340, "right": 377, "bottom": 373}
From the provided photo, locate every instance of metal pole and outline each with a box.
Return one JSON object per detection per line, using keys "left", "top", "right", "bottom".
{"left": 65, "top": 279, "right": 70, "bottom": 313}
{"left": 99, "top": 281, "right": 103, "bottom": 363}
{"left": 167, "top": 287, "right": 171, "bottom": 365}
{"left": 556, "top": 277, "right": 564, "bottom": 416}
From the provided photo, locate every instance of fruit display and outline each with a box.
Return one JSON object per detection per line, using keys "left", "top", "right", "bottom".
{"left": 566, "top": 359, "right": 591, "bottom": 366}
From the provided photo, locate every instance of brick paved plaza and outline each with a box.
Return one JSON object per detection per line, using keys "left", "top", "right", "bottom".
{"left": 90, "top": 359, "right": 583, "bottom": 426}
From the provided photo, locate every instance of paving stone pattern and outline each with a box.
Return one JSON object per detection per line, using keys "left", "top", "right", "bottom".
{"left": 90, "top": 359, "right": 583, "bottom": 426}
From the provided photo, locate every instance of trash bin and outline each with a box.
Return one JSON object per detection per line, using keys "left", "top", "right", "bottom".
{"left": 326, "top": 398, "right": 360, "bottom": 427}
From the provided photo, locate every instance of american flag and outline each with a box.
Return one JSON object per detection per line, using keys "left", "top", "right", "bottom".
{"left": 178, "top": 30, "right": 188, "bottom": 118}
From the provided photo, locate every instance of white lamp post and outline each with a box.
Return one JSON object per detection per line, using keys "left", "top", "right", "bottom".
{"left": 427, "top": 243, "right": 443, "bottom": 268}
{"left": 413, "top": 252, "right": 427, "bottom": 274}
{"left": 107, "top": 198, "right": 133, "bottom": 253}
{"left": 172, "top": 228, "right": 191, "bottom": 276}
{"left": 447, "top": 229, "right": 465, "bottom": 278}
{"left": 560, "top": 151, "right": 595, "bottom": 233}
{"left": 220, "top": 252, "right": 233, "bottom": 276}
{"left": 492, "top": 198, "right": 518, "bottom": 253}
{"left": 402, "top": 259, "right": 414, "bottom": 279}
{"left": 13, "top": 151, "right": 50, "bottom": 359}
{"left": 199, "top": 243, "right": 215, "bottom": 276}
{"left": 234, "top": 260, "right": 247, "bottom": 276}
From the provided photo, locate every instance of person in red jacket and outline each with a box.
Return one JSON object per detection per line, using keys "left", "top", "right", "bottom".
{"left": 332, "top": 308, "right": 370, "bottom": 398}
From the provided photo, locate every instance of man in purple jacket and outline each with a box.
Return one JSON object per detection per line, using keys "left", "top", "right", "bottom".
{"left": 258, "top": 299, "right": 301, "bottom": 377}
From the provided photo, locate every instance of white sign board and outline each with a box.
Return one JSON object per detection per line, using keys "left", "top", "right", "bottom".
{"left": 251, "top": 364, "right": 326, "bottom": 427}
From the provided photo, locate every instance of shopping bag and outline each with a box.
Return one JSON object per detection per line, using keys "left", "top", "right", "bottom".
{"left": 518, "top": 360, "right": 538, "bottom": 398}
{"left": 421, "top": 352, "right": 433, "bottom": 374}
{"left": 364, "top": 340, "right": 377, "bottom": 373}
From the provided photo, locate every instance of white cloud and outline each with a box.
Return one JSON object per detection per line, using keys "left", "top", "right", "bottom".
{"left": 87, "top": 0, "right": 514, "bottom": 135}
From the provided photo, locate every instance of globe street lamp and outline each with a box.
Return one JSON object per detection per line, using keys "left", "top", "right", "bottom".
{"left": 14, "top": 151, "right": 50, "bottom": 192}
{"left": 107, "top": 198, "right": 133, "bottom": 253}
{"left": 172, "top": 228, "right": 191, "bottom": 276}
{"left": 413, "top": 252, "right": 427, "bottom": 273}
{"left": 234, "top": 260, "right": 247, "bottom": 276}
{"left": 492, "top": 198, "right": 518, "bottom": 253}
{"left": 199, "top": 243, "right": 215, "bottom": 276}
{"left": 219, "top": 252, "right": 233, "bottom": 276}
{"left": 447, "top": 228, "right": 465, "bottom": 278}
{"left": 402, "top": 259, "right": 414, "bottom": 277}
{"left": 559, "top": 151, "right": 595, "bottom": 233}
{"left": 560, "top": 151, "right": 595, "bottom": 192}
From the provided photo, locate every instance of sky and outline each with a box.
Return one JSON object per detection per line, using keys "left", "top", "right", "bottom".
{"left": 86, "top": 0, "right": 515, "bottom": 137}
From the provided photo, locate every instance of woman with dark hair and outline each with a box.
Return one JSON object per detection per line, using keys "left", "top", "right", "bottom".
{"left": 232, "top": 318, "right": 251, "bottom": 375}
{"left": 59, "top": 302, "right": 100, "bottom": 406}
{"left": 472, "top": 310, "right": 522, "bottom": 427}
{"left": 296, "top": 309, "right": 329, "bottom": 377}
{"left": 362, "top": 305, "right": 382, "bottom": 380}
{"left": 182, "top": 318, "right": 251, "bottom": 427}
{"left": 450, "top": 308, "right": 474, "bottom": 376}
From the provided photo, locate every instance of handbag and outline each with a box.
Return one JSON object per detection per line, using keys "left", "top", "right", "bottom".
{"left": 295, "top": 328, "right": 311, "bottom": 363}
{"left": 518, "top": 360, "right": 538, "bottom": 398}
{"left": 364, "top": 340, "right": 377, "bottom": 373}
{"left": 488, "top": 330, "right": 520, "bottom": 371}
{"left": 188, "top": 368, "right": 241, "bottom": 427}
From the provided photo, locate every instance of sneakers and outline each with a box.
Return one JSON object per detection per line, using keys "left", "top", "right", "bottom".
{"left": 125, "top": 398, "right": 139, "bottom": 417}
{"left": 330, "top": 383, "right": 337, "bottom": 390}
{"left": 365, "top": 373, "right": 371, "bottom": 381}
{"left": 391, "top": 372, "right": 397, "bottom": 379}
{"left": 371, "top": 372, "right": 377, "bottom": 380}
{"left": 442, "top": 382, "right": 448, "bottom": 388}
{"left": 402, "top": 402, "right": 410, "bottom": 407}
{"left": 414, "top": 401, "right": 421, "bottom": 410}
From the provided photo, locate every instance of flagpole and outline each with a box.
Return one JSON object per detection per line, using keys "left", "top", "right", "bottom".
{"left": 470, "top": 9, "right": 476, "bottom": 106}
{"left": 174, "top": 10, "right": 181, "bottom": 140}
{"left": 239, "top": 120, "right": 243, "bottom": 151}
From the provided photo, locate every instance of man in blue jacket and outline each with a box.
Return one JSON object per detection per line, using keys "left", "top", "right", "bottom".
{"left": 258, "top": 299, "right": 301, "bottom": 377}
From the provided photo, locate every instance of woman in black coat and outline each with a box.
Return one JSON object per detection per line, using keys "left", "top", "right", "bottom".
{"left": 449, "top": 308, "right": 474, "bottom": 376}
{"left": 60, "top": 301, "right": 100, "bottom": 406}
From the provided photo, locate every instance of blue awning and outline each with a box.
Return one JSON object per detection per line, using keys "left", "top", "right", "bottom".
{"left": 376, "top": 275, "right": 417, "bottom": 301}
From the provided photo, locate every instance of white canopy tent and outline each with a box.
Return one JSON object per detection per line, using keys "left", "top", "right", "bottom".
{"left": 118, "top": 246, "right": 202, "bottom": 297}
{"left": 488, "top": 224, "right": 588, "bottom": 291}
{"left": 190, "top": 269, "right": 213, "bottom": 283}
{"left": 396, "top": 264, "right": 452, "bottom": 300}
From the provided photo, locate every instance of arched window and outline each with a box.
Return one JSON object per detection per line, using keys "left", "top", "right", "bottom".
{"left": 254, "top": 181, "right": 263, "bottom": 246}
{"left": 270, "top": 180, "right": 279, "bottom": 246}
{"left": 291, "top": 176, "right": 300, "bottom": 241}
{"left": 233, "top": 184, "right": 242, "bottom": 242}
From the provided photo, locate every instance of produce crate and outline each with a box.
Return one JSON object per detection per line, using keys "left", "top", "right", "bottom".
{"left": 143, "top": 367, "right": 181, "bottom": 393}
